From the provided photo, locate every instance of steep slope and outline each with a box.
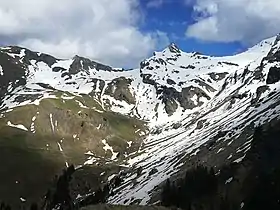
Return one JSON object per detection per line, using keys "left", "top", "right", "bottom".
{"left": 107, "top": 35, "right": 280, "bottom": 204}
{"left": 0, "top": 34, "right": 280, "bottom": 208}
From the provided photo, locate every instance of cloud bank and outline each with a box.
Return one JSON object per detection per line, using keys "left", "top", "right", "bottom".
{"left": 0, "top": 0, "right": 169, "bottom": 67}
{"left": 186, "top": 0, "right": 280, "bottom": 45}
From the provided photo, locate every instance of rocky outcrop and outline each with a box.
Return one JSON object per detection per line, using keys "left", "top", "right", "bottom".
{"left": 70, "top": 55, "right": 113, "bottom": 74}
{"left": 251, "top": 85, "right": 270, "bottom": 105}
{"left": 104, "top": 77, "right": 135, "bottom": 104}
{"left": 265, "top": 34, "right": 280, "bottom": 63}
{"left": 180, "top": 86, "right": 210, "bottom": 109}
{"left": 1, "top": 46, "right": 58, "bottom": 67}
{"left": 141, "top": 73, "right": 157, "bottom": 86}
{"left": 90, "top": 79, "right": 106, "bottom": 97}
{"left": 266, "top": 67, "right": 280, "bottom": 84}
{"left": 191, "top": 79, "right": 216, "bottom": 92}
{"left": 0, "top": 50, "right": 27, "bottom": 105}
{"left": 168, "top": 43, "right": 181, "bottom": 54}
{"left": 208, "top": 72, "right": 228, "bottom": 81}
{"left": 157, "top": 85, "right": 210, "bottom": 115}
{"left": 166, "top": 78, "right": 176, "bottom": 85}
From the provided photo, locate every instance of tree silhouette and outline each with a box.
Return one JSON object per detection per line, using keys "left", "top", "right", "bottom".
{"left": 30, "top": 203, "right": 38, "bottom": 210}
{"left": 161, "top": 165, "right": 218, "bottom": 209}
{"left": 44, "top": 164, "right": 75, "bottom": 210}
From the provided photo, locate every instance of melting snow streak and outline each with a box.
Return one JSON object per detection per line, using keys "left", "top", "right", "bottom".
{"left": 102, "top": 139, "right": 118, "bottom": 160}
{"left": 7, "top": 121, "right": 28, "bottom": 131}
{"left": 49, "top": 113, "right": 55, "bottom": 133}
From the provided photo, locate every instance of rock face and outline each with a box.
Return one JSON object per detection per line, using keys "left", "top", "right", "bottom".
{"left": 266, "top": 67, "right": 280, "bottom": 84}
{"left": 0, "top": 50, "right": 27, "bottom": 101}
{"left": 156, "top": 86, "right": 210, "bottom": 115}
{"left": 70, "top": 55, "right": 113, "bottom": 74}
{"left": 1, "top": 35, "right": 280, "bottom": 208}
{"left": 104, "top": 77, "right": 135, "bottom": 104}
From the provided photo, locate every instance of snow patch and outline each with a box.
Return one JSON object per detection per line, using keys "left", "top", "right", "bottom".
{"left": 7, "top": 121, "right": 28, "bottom": 131}
{"left": 92, "top": 107, "right": 104, "bottom": 113}
{"left": 190, "top": 94, "right": 198, "bottom": 106}
{"left": 57, "top": 142, "right": 63, "bottom": 152}
{"left": 96, "top": 124, "right": 102, "bottom": 130}
{"left": 227, "top": 154, "right": 233, "bottom": 160}
{"left": 108, "top": 174, "right": 116, "bottom": 182}
{"left": 85, "top": 151, "right": 94, "bottom": 156}
{"left": 127, "top": 141, "right": 133, "bottom": 148}
{"left": 0, "top": 65, "right": 3, "bottom": 76}
{"left": 76, "top": 100, "right": 88, "bottom": 109}
{"left": 84, "top": 156, "right": 99, "bottom": 165}
{"left": 135, "top": 129, "right": 141, "bottom": 134}
{"left": 30, "top": 115, "right": 37, "bottom": 133}
{"left": 217, "top": 147, "right": 225, "bottom": 154}
{"left": 233, "top": 155, "right": 246, "bottom": 163}
{"left": 49, "top": 113, "right": 55, "bottom": 133}
{"left": 225, "top": 177, "right": 233, "bottom": 184}
{"left": 102, "top": 139, "right": 119, "bottom": 160}
{"left": 61, "top": 95, "right": 75, "bottom": 100}
{"left": 20, "top": 197, "right": 26, "bottom": 202}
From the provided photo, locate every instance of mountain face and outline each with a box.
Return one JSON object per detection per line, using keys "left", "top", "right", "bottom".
{"left": 1, "top": 35, "right": 280, "bottom": 208}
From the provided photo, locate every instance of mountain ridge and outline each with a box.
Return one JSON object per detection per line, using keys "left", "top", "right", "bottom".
{"left": 1, "top": 34, "right": 280, "bottom": 208}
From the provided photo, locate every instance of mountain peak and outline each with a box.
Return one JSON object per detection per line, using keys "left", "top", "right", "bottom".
{"left": 274, "top": 33, "right": 280, "bottom": 43}
{"left": 167, "top": 43, "right": 181, "bottom": 54}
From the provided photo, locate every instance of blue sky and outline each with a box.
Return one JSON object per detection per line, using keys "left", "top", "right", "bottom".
{"left": 139, "top": 0, "right": 245, "bottom": 56}
{"left": 0, "top": 0, "right": 279, "bottom": 67}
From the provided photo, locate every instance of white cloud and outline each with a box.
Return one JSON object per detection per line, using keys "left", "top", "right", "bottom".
{"left": 152, "top": 30, "right": 170, "bottom": 48}
{"left": 147, "top": 0, "right": 164, "bottom": 8}
{"left": 186, "top": 0, "right": 280, "bottom": 45}
{"left": 0, "top": 0, "right": 169, "bottom": 68}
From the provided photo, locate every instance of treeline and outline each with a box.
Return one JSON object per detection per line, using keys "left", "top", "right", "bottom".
{"left": 161, "top": 165, "right": 223, "bottom": 210}
{"left": 161, "top": 122, "right": 280, "bottom": 210}
{"left": 43, "top": 164, "right": 75, "bottom": 210}
{"left": 243, "top": 125, "right": 280, "bottom": 210}
{"left": 0, "top": 202, "right": 38, "bottom": 210}
{"left": 43, "top": 164, "right": 114, "bottom": 210}
{"left": 0, "top": 163, "right": 116, "bottom": 210}
{"left": 1, "top": 165, "right": 76, "bottom": 210}
{"left": 42, "top": 164, "right": 123, "bottom": 210}
{"left": 77, "top": 175, "right": 122, "bottom": 209}
{"left": 161, "top": 165, "right": 236, "bottom": 210}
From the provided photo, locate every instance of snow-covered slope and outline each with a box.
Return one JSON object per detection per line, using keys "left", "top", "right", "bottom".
{"left": 1, "top": 34, "right": 280, "bottom": 205}
{"left": 108, "top": 35, "right": 280, "bottom": 205}
{"left": 0, "top": 36, "right": 274, "bottom": 126}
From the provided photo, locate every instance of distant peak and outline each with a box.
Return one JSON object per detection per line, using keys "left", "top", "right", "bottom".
{"left": 167, "top": 43, "right": 181, "bottom": 53}
{"left": 192, "top": 51, "right": 203, "bottom": 56}
{"left": 73, "top": 55, "right": 87, "bottom": 61}
{"left": 73, "top": 55, "right": 79, "bottom": 59}
{"left": 275, "top": 33, "right": 280, "bottom": 42}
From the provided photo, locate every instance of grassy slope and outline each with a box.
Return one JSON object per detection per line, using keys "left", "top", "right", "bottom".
{"left": 0, "top": 94, "right": 147, "bottom": 207}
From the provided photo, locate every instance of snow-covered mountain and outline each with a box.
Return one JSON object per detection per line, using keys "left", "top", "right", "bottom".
{"left": 1, "top": 34, "right": 280, "bottom": 207}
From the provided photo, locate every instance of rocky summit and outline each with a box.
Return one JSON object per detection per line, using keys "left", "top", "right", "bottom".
{"left": 1, "top": 34, "right": 280, "bottom": 209}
